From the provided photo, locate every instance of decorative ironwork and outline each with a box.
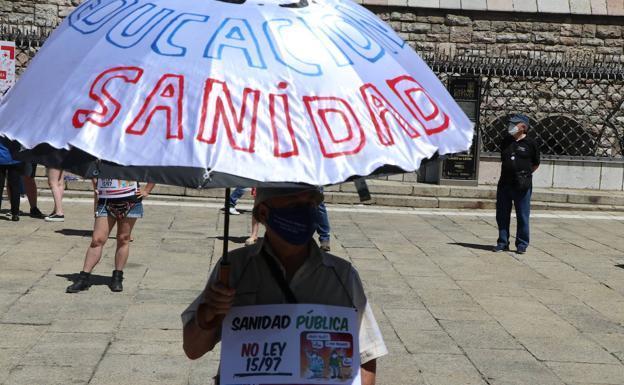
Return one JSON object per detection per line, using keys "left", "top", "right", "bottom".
{"left": 422, "top": 48, "right": 624, "bottom": 159}
{"left": 1, "top": 21, "right": 622, "bottom": 159}
{"left": 0, "top": 22, "right": 56, "bottom": 49}
{"left": 421, "top": 47, "right": 624, "bottom": 81}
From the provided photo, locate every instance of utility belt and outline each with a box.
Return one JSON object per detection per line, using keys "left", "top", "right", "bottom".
{"left": 99, "top": 195, "right": 142, "bottom": 220}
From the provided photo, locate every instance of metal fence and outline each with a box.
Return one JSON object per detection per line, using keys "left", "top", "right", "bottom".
{"left": 2, "top": 23, "right": 624, "bottom": 160}
{"left": 0, "top": 22, "right": 54, "bottom": 49}
{"left": 0, "top": 22, "right": 56, "bottom": 76}
{"left": 422, "top": 48, "right": 624, "bottom": 160}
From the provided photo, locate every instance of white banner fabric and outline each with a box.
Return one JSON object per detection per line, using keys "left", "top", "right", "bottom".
{"left": 0, "top": 0, "right": 473, "bottom": 185}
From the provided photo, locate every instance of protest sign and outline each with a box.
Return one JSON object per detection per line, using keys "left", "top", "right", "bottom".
{"left": 221, "top": 304, "right": 360, "bottom": 385}
{"left": 0, "top": 41, "right": 15, "bottom": 102}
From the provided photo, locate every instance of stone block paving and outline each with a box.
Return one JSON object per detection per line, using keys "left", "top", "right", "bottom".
{"left": 1, "top": 198, "right": 624, "bottom": 385}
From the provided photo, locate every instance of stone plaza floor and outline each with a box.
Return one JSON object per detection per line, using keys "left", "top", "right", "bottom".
{"left": 1, "top": 196, "right": 624, "bottom": 385}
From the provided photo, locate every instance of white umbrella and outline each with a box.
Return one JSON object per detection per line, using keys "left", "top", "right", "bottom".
{"left": 0, "top": 0, "right": 473, "bottom": 188}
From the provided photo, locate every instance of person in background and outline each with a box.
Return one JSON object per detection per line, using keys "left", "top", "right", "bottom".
{"left": 0, "top": 137, "right": 23, "bottom": 221}
{"left": 45, "top": 167, "right": 66, "bottom": 222}
{"left": 493, "top": 114, "right": 540, "bottom": 254}
{"left": 317, "top": 200, "right": 331, "bottom": 251}
{"left": 23, "top": 163, "right": 44, "bottom": 218}
{"left": 227, "top": 186, "right": 246, "bottom": 215}
{"left": 181, "top": 187, "right": 387, "bottom": 385}
{"left": 66, "top": 178, "right": 155, "bottom": 293}
{"left": 244, "top": 188, "right": 260, "bottom": 246}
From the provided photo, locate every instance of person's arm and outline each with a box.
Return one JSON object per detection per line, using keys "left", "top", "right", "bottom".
{"left": 137, "top": 182, "right": 156, "bottom": 198}
{"left": 183, "top": 283, "right": 235, "bottom": 359}
{"left": 361, "top": 359, "right": 377, "bottom": 385}
{"left": 531, "top": 140, "right": 541, "bottom": 173}
{"left": 92, "top": 179, "right": 98, "bottom": 214}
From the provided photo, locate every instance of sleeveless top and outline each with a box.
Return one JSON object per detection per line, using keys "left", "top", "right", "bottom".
{"left": 96, "top": 178, "right": 138, "bottom": 199}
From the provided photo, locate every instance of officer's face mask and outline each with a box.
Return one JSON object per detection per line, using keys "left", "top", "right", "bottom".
{"left": 266, "top": 204, "right": 318, "bottom": 245}
{"left": 508, "top": 123, "right": 520, "bottom": 136}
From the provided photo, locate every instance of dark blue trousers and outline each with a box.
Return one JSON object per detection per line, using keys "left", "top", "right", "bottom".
{"left": 317, "top": 201, "right": 330, "bottom": 242}
{"left": 496, "top": 183, "right": 532, "bottom": 250}
{"left": 229, "top": 187, "right": 246, "bottom": 207}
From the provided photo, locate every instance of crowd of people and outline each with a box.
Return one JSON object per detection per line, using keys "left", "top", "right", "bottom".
{"left": 0, "top": 157, "right": 337, "bottom": 294}
{"left": 0, "top": 114, "right": 541, "bottom": 385}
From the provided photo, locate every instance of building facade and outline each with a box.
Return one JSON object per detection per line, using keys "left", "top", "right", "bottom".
{"left": 1, "top": 0, "right": 624, "bottom": 189}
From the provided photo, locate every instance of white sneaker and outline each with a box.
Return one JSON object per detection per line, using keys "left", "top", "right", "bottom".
{"left": 228, "top": 207, "right": 240, "bottom": 215}
{"left": 44, "top": 213, "right": 65, "bottom": 222}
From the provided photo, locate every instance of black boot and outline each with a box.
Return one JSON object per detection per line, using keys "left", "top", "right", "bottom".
{"left": 110, "top": 270, "right": 123, "bottom": 292}
{"left": 66, "top": 271, "right": 91, "bottom": 293}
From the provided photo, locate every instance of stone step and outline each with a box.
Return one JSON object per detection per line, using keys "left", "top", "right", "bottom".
{"left": 30, "top": 176, "right": 624, "bottom": 208}
{"left": 25, "top": 178, "right": 624, "bottom": 212}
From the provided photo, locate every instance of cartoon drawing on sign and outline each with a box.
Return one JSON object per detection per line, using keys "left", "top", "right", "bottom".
{"left": 329, "top": 349, "right": 341, "bottom": 379}
{"left": 300, "top": 332, "right": 354, "bottom": 381}
{"left": 304, "top": 349, "right": 325, "bottom": 379}
{"left": 341, "top": 353, "right": 353, "bottom": 380}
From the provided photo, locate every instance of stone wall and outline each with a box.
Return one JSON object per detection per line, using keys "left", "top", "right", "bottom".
{"left": 2, "top": 1, "right": 623, "bottom": 158}
{"left": 2, "top": 0, "right": 624, "bottom": 189}
{"left": 3, "top": 2, "right": 623, "bottom": 53}
{"left": 369, "top": 7, "right": 624, "bottom": 159}
{"left": 371, "top": 7, "right": 624, "bottom": 56}
{"left": 0, "top": 0, "right": 78, "bottom": 26}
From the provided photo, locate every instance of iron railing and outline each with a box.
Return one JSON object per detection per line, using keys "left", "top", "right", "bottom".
{"left": 0, "top": 22, "right": 55, "bottom": 49}
{"left": 1, "top": 23, "right": 623, "bottom": 159}
{"left": 421, "top": 48, "right": 624, "bottom": 159}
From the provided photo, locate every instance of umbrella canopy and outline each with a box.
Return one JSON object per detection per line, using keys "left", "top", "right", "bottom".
{"left": 0, "top": 0, "right": 472, "bottom": 188}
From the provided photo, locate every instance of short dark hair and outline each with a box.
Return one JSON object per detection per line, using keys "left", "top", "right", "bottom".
{"left": 509, "top": 114, "right": 530, "bottom": 128}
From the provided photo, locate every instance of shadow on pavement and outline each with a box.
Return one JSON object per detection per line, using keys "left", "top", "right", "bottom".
{"left": 56, "top": 273, "right": 111, "bottom": 287}
{"left": 55, "top": 229, "right": 132, "bottom": 241}
{"left": 55, "top": 229, "right": 93, "bottom": 237}
{"left": 219, "top": 208, "right": 251, "bottom": 214}
{"left": 449, "top": 242, "right": 494, "bottom": 251}
{"left": 216, "top": 236, "right": 252, "bottom": 244}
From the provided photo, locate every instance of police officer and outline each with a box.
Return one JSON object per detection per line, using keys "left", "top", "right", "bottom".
{"left": 493, "top": 114, "right": 540, "bottom": 254}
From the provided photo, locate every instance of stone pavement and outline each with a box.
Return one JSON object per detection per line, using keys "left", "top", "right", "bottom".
{"left": 1, "top": 197, "right": 624, "bottom": 385}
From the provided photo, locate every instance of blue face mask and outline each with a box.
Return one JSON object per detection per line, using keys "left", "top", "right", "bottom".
{"left": 266, "top": 204, "right": 318, "bottom": 245}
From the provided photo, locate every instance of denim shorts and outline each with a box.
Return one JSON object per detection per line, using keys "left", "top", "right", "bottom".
{"left": 95, "top": 198, "right": 144, "bottom": 219}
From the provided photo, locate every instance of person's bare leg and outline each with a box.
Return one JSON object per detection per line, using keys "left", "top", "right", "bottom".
{"left": 23, "top": 175, "right": 37, "bottom": 209}
{"left": 83, "top": 216, "right": 116, "bottom": 272}
{"left": 47, "top": 168, "right": 64, "bottom": 215}
{"left": 114, "top": 218, "right": 137, "bottom": 270}
{"left": 245, "top": 216, "right": 260, "bottom": 246}
{"left": 110, "top": 217, "right": 137, "bottom": 292}
{"left": 66, "top": 215, "right": 115, "bottom": 293}
{"left": 251, "top": 217, "right": 260, "bottom": 239}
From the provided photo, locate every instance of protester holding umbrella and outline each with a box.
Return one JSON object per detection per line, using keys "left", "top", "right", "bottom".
{"left": 181, "top": 187, "right": 387, "bottom": 385}
{"left": 0, "top": 0, "right": 475, "bottom": 382}
{"left": 66, "top": 178, "right": 155, "bottom": 293}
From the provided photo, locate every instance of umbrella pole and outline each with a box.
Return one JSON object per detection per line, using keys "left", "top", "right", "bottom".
{"left": 219, "top": 188, "right": 231, "bottom": 287}
{"left": 201, "top": 188, "right": 232, "bottom": 330}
